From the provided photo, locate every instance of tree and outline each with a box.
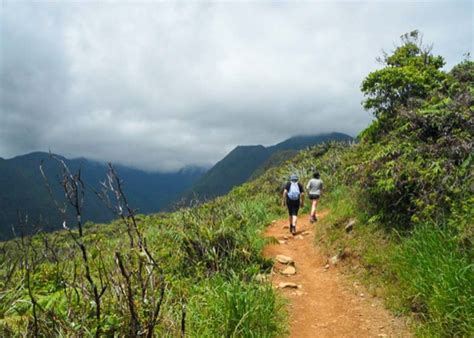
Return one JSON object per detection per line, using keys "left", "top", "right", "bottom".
{"left": 361, "top": 31, "right": 447, "bottom": 121}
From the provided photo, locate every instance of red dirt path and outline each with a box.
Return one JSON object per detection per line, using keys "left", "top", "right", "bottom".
{"left": 263, "top": 210, "right": 411, "bottom": 338}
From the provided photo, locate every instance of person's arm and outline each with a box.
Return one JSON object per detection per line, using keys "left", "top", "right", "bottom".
{"left": 299, "top": 183, "right": 305, "bottom": 207}
{"left": 282, "top": 189, "right": 288, "bottom": 206}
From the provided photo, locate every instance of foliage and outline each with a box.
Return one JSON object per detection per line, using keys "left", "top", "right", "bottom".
{"left": 391, "top": 225, "right": 474, "bottom": 336}
{"left": 0, "top": 171, "right": 286, "bottom": 336}
{"left": 361, "top": 31, "right": 446, "bottom": 123}
{"left": 355, "top": 33, "right": 473, "bottom": 229}
{"left": 317, "top": 32, "right": 473, "bottom": 336}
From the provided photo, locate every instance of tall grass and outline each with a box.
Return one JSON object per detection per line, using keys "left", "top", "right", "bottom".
{"left": 188, "top": 275, "right": 287, "bottom": 337}
{"left": 391, "top": 225, "right": 474, "bottom": 336}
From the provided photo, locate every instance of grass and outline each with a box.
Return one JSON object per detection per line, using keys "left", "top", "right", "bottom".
{"left": 0, "top": 190, "right": 287, "bottom": 336}
{"left": 188, "top": 275, "right": 287, "bottom": 337}
{"left": 312, "top": 182, "right": 474, "bottom": 337}
{"left": 1, "top": 142, "right": 472, "bottom": 336}
{"left": 391, "top": 225, "right": 474, "bottom": 336}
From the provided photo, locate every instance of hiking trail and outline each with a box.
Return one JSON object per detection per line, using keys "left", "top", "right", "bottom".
{"left": 263, "top": 210, "right": 411, "bottom": 337}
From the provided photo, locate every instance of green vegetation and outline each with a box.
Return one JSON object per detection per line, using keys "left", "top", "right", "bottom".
{"left": 0, "top": 186, "right": 286, "bottom": 336}
{"left": 1, "top": 31, "right": 472, "bottom": 336}
{"left": 184, "top": 133, "right": 352, "bottom": 202}
{"left": 311, "top": 31, "right": 473, "bottom": 336}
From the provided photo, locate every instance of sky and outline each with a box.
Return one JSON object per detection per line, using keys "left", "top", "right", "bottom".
{"left": 1, "top": 1, "right": 472, "bottom": 172}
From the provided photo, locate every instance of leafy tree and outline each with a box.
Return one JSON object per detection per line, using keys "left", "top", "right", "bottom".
{"left": 361, "top": 31, "right": 447, "bottom": 137}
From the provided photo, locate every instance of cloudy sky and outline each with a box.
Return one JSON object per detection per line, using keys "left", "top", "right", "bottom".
{"left": 1, "top": 1, "right": 472, "bottom": 171}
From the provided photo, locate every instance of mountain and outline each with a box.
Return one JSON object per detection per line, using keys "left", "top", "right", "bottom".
{"left": 0, "top": 152, "right": 205, "bottom": 240}
{"left": 268, "top": 133, "right": 353, "bottom": 151}
{"left": 181, "top": 132, "right": 353, "bottom": 202}
{"left": 181, "top": 145, "right": 272, "bottom": 202}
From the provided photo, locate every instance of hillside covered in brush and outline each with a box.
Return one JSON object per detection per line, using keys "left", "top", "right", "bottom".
{"left": 182, "top": 133, "right": 352, "bottom": 202}
{"left": 1, "top": 32, "right": 472, "bottom": 336}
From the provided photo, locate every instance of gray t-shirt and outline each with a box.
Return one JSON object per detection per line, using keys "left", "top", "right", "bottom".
{"left": 306, "top": 178, "right": 323, "bottom": 195}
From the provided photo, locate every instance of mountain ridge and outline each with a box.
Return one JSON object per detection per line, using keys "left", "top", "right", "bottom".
{"left": 181, "top": 132, "right": 353, "bottom": 202}
{"left": 0, "top": 152, "right": 205, "bottom": 240}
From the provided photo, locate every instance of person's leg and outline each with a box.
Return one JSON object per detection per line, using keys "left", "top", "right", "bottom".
{"left": 287, "top": 203, "right": 294, "bottom": 233}
{"left": 292, "top": 203, "right": 300, "bottom": 234}
{"left": 313, "top": 199, "right": 319, "bottom": 220}
{"left": 310, "top": 199, "right": 316, "bottom": 219}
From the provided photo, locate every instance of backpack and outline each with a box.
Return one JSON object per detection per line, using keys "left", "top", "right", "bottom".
{"left": 287, "top": 182, "right": 300, "bottom": 201}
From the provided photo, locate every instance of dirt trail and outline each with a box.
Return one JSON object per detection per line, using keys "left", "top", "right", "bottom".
{"left": 263, "top": 210, "right": 410, "bottom": 338}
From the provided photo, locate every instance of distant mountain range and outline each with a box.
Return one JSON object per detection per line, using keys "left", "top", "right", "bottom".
{"left": 0, "top": 132, "right": 352, "bottom": 240}
{"left": 181, "top": 132, "right": 353, "bottom": 202}
{"left": 0, "top": 152, "right": 205, "bottom": 240}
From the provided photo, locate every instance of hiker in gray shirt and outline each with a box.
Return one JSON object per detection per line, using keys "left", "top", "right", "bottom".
{"left": 306, "top": 172, "right": 323, "bottom": 223}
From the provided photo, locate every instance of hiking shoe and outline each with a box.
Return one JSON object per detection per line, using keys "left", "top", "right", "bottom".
{"left": 290, "top": 225, "right": 296, "bottom": 235}
{"left": 310, "top": 216, "right": 315, "bottom": 223}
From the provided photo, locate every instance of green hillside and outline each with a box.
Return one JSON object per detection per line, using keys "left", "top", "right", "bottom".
{"left": 1, "top": 32, "right": 472, "bottom": 336}
{"left": 0, "top": 152, "right": 205, "bottom": 240}
{"left": 182, "top": 133, "right": 353, "bottom": 203}
{"left": 182, "top": 145, "right": 272, "bottom": 201}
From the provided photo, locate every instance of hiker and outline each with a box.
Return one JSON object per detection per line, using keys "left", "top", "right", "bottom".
{"left": 282, "top": 174, "right": 304, "bottom": 235}
{"left": 306, "top": 171, "right": 323, "bottom": 223}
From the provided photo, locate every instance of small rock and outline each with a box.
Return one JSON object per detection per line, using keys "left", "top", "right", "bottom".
{"left": 295, "top": 235, "right": 304, "bottom": 240}
{"left": 283, "top": 235, "right": 289, "bottom": 240}
{"left": 272, "top": 220, "right": 277, "bottom": 224}
{"left": 295, "top": 291, "right": 304, "bottom": 296}
{"left": 278, "top": 282, "right": 299, "bottom": 289}
{"left": 330, "top": 254, "right": 340, "bottom": 265}
{"left": 324, "top": 264, "right": 330, "bottom": 270}
{"left": 360, "top": 293, "right": 365, "bottom": 297}
{"left": 281, "top": 266, "right": 296, "bottom": 275}
{"left": 377, "top": 334, "right": 388, "bottom": 337}
{"left": 275, "top": 255, "right": 294, "bottom": 264}
{"left": 302, "top": 231, "right": 311, "bottom": 236}
{"left": 282, "top": 225, "right": 289, "bottom": 229}
{"left": 345, "top": 219, "right": 356, "bottom": 232}
{"left": 278, "top": 240, "right": 287, "bottom": 245}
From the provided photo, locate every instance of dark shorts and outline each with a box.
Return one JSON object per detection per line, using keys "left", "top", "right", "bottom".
{"left": 309, "top": 193, "right": 320, "bottom": 200}
{"left": 286, "top": 199, "right": 300, "bottom": 216}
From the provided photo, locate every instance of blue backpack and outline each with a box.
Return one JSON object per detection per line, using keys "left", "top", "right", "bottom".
{"left": 288, "top": 182, "right": 300, "bottom": 201}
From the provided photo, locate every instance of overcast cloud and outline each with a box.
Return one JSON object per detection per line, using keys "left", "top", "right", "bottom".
{"left": 1, "top": 1, "right": 472, "bottom": 171}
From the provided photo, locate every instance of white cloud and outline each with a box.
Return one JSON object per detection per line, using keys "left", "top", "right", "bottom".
{"left": 1, "top": 1, "right": 472, "bottom": 170}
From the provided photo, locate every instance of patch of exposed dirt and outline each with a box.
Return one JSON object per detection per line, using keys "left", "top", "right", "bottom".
{"left": 263, "top": 210, "right": 411, "bottom": 337}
